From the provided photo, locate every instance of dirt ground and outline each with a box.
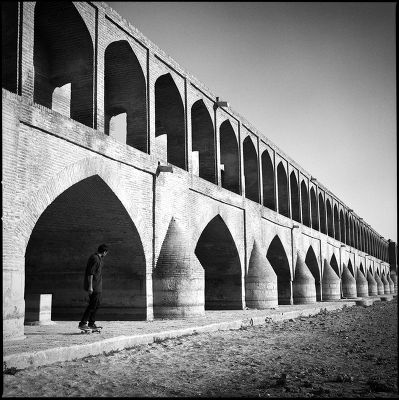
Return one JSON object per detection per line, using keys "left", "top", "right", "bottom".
{"left": 3, "top": 299, "right": 398, "bottom": 398}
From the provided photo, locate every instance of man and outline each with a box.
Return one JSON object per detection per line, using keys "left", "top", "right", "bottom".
{"left": 78, "top": 244, "right": 108, "bottom": 331}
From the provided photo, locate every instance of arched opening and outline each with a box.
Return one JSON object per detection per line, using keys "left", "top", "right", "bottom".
{"left": 220, "top": 120, "right": 240, "bottom": 194}
{"left": 2, "top": 1, "right": 19, "bottom": 93}
{"left": 333, "top": 205, "right": 339, "bottom": 241}
{"left": 326, "top": 199, "right": 333, "bottom": 237}
{"left": 277, "top": 162, "right": 289, "bottom": 217}
{"left": 34, "top": 1, "right": 94, "bottom": 127}
{"left": 345, "top": 213, "right": 350, "bottom": 246}
{"left": 290, "top": 172, "right": 300, "bottom": 222}
{"left": 266, "top": 236, "right": 291, "bottom": 304}
{"left": 25, "top": 175, "right": 147, "bottom": 321}
{"left": 310, "top": 187, "right": 318, "bottom": 230}
{"left": 348, "top": 259, "right": 354, "bottom": 277}
{"left": 353, "top": 219, "right": 358, "bottom": 249}
{"left": 262, "top": 150, "right": 275, "bottom": 210}
{"left": 360, "top": 263, "right": 365, "bottom": 275}
{"left": 243, "top": 137, "right": 259, "bottom": 203}
{"left": 319, "top": 194, "right": 326, "bottom": 234}
{"left": 301, "top": 181, "right": 310, "bottom": 227}
{"left": 155, "top": 73, "right": 186, "bottom": 169}
{"left": 349, "top": 218, "right": 353, "bottom": 247}
{"left": 330, "top": 254, "right": 340, "bottom": 277}
{"left": 104, "top": 40, "right": 147, "bottom": 152}
{"left": 195, "top": 215, "right": 242, "bottom": 309}
{"left": 339, "top": 210, "right": 345, "bottom": 244}
{"left": 305, "top": 246, "right": 321, "bottom": 301}
{"left": 191, "top": 100, "right": 216, "bottom": 183}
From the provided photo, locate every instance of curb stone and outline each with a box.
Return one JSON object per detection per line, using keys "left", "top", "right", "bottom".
{"left": 3, "top": 301, "right": 355, "bottom": 372}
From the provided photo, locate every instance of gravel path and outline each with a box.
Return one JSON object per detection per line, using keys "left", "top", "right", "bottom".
{"left": 3, "top": 299, "right": 398, "bottom": 398}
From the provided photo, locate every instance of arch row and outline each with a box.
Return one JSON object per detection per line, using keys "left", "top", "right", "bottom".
{"left": 2, "top": 1, "right": 389, "bottom": 263}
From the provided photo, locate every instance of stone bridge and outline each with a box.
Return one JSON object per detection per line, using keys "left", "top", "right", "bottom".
{"left": 3, "top": 1, "right": 397, "bottom": 340}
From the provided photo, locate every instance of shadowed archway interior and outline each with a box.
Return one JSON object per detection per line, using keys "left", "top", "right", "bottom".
{"left": 305, "top": 246, "right": 321, "bottom": 301}
{"left": 104, "top": 40, "right": 147, "bottom": 152}
{"left": 25, "top": 175, "right": 146, "bottom": 321}
{"left": 195, "top": 215, "right": 242, "bottom": 310}
{"left": 267, "top": 235, "right": 291, "bottom": 304}
{"left": 34, "top": 1, "right": 94, "bottom": 128}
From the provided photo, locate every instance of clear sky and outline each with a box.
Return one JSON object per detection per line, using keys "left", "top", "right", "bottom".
{"left": 109, "top": 2, "right": 397, "bottom": 242}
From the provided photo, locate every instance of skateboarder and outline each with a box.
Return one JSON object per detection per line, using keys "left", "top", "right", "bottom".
{"left": 78, "top": 244, "right": 109, "bottom": 332}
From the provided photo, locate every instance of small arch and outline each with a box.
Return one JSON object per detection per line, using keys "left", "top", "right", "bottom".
{"left": 195, "top": 215, "right": 242, "bottom": 309}
{"left": 345, "top": 213, "right": 350, "bottom": 246}
{"left": 353, "top": 221, "right": 358, "bottom": 249}
{"left": 243, "top": 137, "right": 259, "bottom": 203}
{"left": 266, "top": 235, "right": 292, "bottom": 304}
{"left": 290, "top": 172, "right": 300, "bottom": 223}
{"left": 155, "top": 73, "right": 186, "bottom": 169}
{"left": 359, "top": 262, "right": 365, "bottom": 276}
{"left": 262, "top": 150, "right": 275, "bottom": 210}
{"left": 34, "top": 1, "right": 94, "bottom": 127}
{"left": 104, "top": 40, "right": 147, "bottom": 152}
{"left": 301, "top": 181, "right": 310, "bottom": 227}
{"left": 319, "top": 193, "right": 326, "bottom": 234}
{"left": 2, "top": 1, "right": 19, "bottom": 93}
{"left": 191, "top": 100, "right": 216, "bottom": 183}
{"left": 25, "top": 175, "right": 147, "bottom": 321}
{"left": 330, "top": 254, "right": 340, "bottom": 277}
{"left": 333, "top": 205, "right": 339, "bottom": 241}
{"left": 310, "top": 187, "right": 319, "bottom": 230}
{"left": 326, "top": 199, "right": 333, "bottom": 237}
{"left": 348, "top": 259, "right": 354, "bottom": 277}
{"left": 349, "top": 218, "right": 354, "bottom": 247}
{"left": 220, "top": 120, "right": 240, "bottom": 194}
{"left": 277, "top": 162, "right": 289, "bottom": 217}
{"left": 339, "top": 210, "right": 345, "bottom": 244}
{"left": 305, "top": 246, "right": 321, "bottom": 301}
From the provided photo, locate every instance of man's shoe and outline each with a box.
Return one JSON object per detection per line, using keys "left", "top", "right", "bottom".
{"left": 78, "top": 322, "right": 89, "bottom": 330}
{"left": 88, "top": 323, "right": 102, "bottom": 330}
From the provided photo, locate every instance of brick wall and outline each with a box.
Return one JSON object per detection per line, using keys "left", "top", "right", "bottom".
{"left": 2, "top": 1, "right": 394, "bottom": 339}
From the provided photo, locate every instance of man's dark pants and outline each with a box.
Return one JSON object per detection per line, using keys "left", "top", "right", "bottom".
{"left": 81, "top": 292, "right": 102, "bottom": 324}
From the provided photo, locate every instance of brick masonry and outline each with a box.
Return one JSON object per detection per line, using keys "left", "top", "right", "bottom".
{"left": 2, "top": 1, "right": 396, "bottom": 340}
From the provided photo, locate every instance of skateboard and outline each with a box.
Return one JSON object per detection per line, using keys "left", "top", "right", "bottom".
{"left": 79, "top": 326, "right": 103, "bottom": 334}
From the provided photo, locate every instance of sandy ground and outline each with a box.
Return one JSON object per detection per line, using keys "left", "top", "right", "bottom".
{"left": 3, "top": 299, "right": 398, "bottom": 398}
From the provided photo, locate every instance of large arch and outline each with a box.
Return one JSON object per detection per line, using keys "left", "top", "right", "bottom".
{"left": 195, "top": 215, "right": 242, "bottom": 309}
{"left": 155, "top": 73, "right": 186, "bottom": 170}
{"left": 319, "top": 193, "right": 326, "bottom": 234}
{"left": 262, "top": 150, "right": 275, "bottom": 210}
{"left": 25, "top": 175, "right": 147, "bottom": 321}
{"left": 2, "top": 1, "right": 19, "bottom": 93}
{"left": 104, "top": 40, "right": 147, "bottom": 152}
{"left": 220, "top": 120, "right": 240, "bottom": 194}
{"left": 310, "top": 187, "right": 319, "bottom": 230}
{"left": 301, "top": 181, "right": 310, "bottom": 227}
{"left": 290, "top": 172, "right": 300, "bottom": 223}
{"left": 277, "top": 162, "right": 289, "bottom": 217}
{"left": 34, "top": 1, "right": 94, "bottom": 128}
{"left": 191, "top": 100, "right": 216, "bottom": 184}
{"left": 305, "top": 246, "right": 321, "bottom": 301}
{"left": 243, "top": 137, "right": 259, "bottom": 203}
{"left": 326, "top": 199, "right": 333, "bottom": 237}
{"left": 333, "top": 205, "right": 340, "bottom": 241}
{"left": 266, "top": 236, "right": 291, "bottom": 304}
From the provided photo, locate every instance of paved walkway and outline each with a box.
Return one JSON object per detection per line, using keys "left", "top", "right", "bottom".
{"left": 3, "top": 295, "right": 394, "bottom": 371}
